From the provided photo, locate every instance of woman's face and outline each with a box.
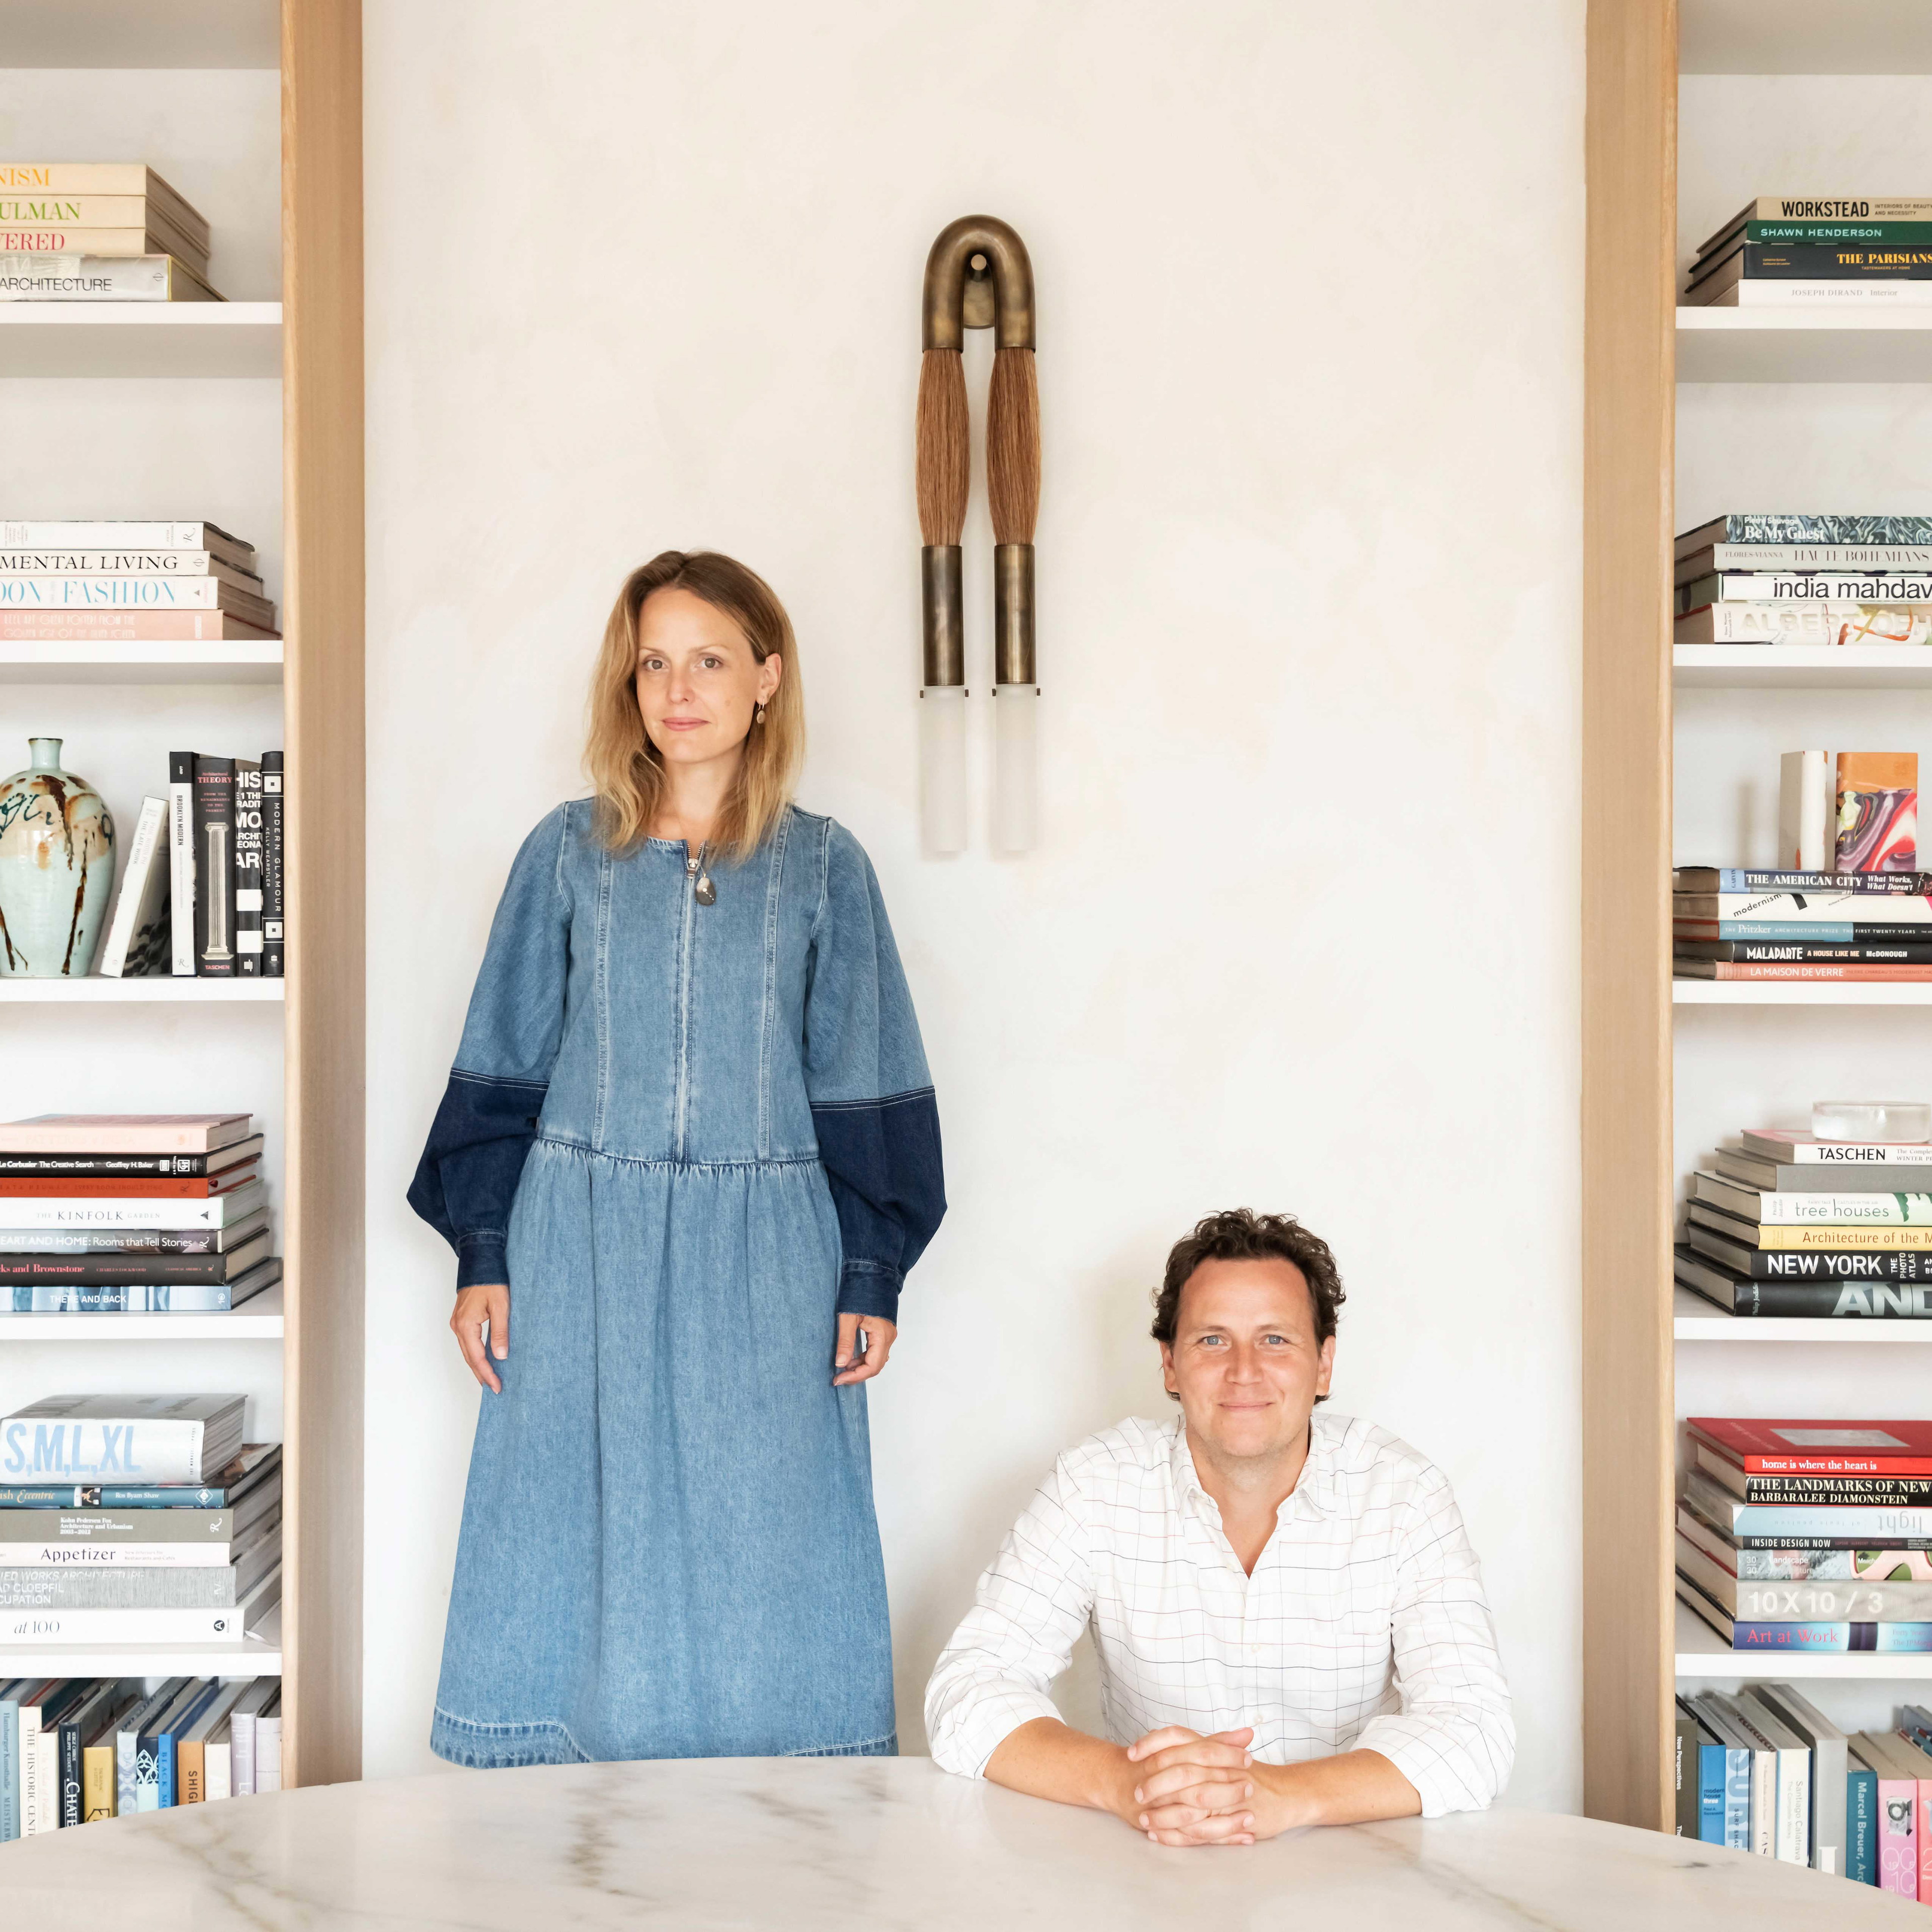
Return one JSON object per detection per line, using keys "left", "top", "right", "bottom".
{"left": 634, "top": 587, "right": 782, "bottom": 768}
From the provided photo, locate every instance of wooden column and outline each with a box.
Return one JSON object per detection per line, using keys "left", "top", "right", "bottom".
{"left": 282, "top": 0, "right": 366, "bottom": 1788}
{"left": 1581, "top": 0, "right": 1677, "bottom": 1831}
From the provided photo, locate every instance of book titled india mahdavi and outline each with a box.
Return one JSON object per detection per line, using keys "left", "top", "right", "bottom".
{"left": 0, "top": 1395, "right": 245, "bottom": 1485}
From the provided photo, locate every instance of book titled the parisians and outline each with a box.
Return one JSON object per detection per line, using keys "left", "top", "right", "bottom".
{"left": 0, "top": 1394, "right": 245, "bottom": 1485}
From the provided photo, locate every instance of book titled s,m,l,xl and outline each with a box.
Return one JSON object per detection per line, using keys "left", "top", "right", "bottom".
{"left": 1, "top": 1393, "right": 244, "bottom": 1484}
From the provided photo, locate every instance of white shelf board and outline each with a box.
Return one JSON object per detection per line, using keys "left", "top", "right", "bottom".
{"left": 4, "top": 1, "right": 278, "bottom": 69}
{"left": 1675, "top": 645, "right": 1932, "bottom": 689}
{"left": 1677, "top": 309, "right": 1932, "bottom": 384}
{"left": 1681, "top": 1, "right": 1932, "bottom": 74}
{"left": 0, "top": 304, "right": 282, "bottom": 378}
{"left": 0, "top": 976, "right": 282, "bottom": 1002}
{"left": 1676, "top": 1600, "right": 1932, "bottom": 1679}
{"left": 1673, "top": 1284, "right": 1932, "bottom": 1342}
{"left": 1674, "top": 978, "right": 1932, "bottom": 1006}
{"left": 0, "top": 1286, "right": 282, "bottom": 1341}
{"left": 0, "top": 639, "right": 282, "bottom": 684}
{"left": 0, "top": 1605, "right": 280, "bottom": 1680}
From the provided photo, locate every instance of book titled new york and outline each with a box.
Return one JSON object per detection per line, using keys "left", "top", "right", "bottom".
{"left": 1676, "top": 1251, "right": 1932, "bottom": 1319}
{"left": 191, "top": 757, "right": 234, "bottom": 976}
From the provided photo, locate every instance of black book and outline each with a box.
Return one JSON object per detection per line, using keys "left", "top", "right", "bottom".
{"left": 232, "top": 757, "right": 263, "bottom": 977}
{"left": 0, "top": 1210, "right": 270, "bottom": 1256}
{"left": 0, "top": 1230, "right": 273, "bottom": 1285}
{"left": 0, "top": 1135, "right": 263, "bottom": 1179}
{"left": 1692, "top": 242, "right": 1932, "bottom": 289}
{"left": 1683, "top": 1226, "right": 1932, "bottom": 1281}
{"left": 1676, "top": 939, "right": 1932, "bottom": 965}
{"left": 1679, "top": 1258, "right": 1932, "bottom": 1320}
{"left": 192, "top": 755, "right": 236, "bottom": 977}
{"left": 261, "top": 750, "right": 284, "bottom": 978}
{"left": 1730, "top": 1473, "right": 1932, "bottom": 1504}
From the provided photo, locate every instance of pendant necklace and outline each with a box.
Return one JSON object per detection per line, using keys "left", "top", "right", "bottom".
{"left": 687, "top": 842, "right": 716, "bottom": 906}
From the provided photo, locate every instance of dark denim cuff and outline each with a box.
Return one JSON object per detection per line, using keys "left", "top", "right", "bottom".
{"left": 455, "top": 1232, "right": 509, "bottom": 1291}
{"left": 835, "top": 1262, "right": 902, "bottom": 1325}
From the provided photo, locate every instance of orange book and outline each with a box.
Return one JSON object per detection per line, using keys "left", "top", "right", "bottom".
{"left": 0, "top": 1161, "right": 257, "bottom": 1198}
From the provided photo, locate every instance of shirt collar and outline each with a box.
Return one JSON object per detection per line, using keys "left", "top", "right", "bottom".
{"left": 1167, "top": 1410, "right": 1341, "bottom": 1521}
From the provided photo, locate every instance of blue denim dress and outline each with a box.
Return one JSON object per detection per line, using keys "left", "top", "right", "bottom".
{"left": 409, "top": 801, "right": 945, "bottom": 1766}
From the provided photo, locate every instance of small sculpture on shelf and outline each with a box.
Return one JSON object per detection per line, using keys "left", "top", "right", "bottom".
{"left": 0, "top": 736, "right": 116, "bottom": 976}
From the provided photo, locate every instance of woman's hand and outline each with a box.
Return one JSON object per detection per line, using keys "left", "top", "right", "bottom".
{"left": 452, "top": 1282, "right": 510, "bottom": 1393}
{"left": 833, "top": 1313, "right": 897, "bottom": 1386}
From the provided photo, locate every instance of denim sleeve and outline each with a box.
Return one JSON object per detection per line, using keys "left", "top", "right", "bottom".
{"left": 803, "top": 822, "right": 946, "bottom": 1325}
{"left": 407, "top": 804, "right": 573, "bottom": 1291}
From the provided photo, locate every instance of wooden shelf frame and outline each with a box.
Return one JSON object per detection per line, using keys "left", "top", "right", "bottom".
{"left": 1582, "top": 0, "right": 1677, "bottom": 1833}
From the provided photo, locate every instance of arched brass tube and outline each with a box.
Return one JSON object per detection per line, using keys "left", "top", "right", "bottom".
{"left": 922, "top": 215, "right": 1035, "bottom": 352}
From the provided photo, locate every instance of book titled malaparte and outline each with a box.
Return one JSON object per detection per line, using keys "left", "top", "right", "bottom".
{"left": 0, "top": 1395, "right": 244, "bottom": 1485}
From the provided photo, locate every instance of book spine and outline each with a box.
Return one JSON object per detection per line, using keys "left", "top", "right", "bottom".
{"left": 1697, "top": 1740, "right": 1726, "bottom": 1842}
{"left": 1746, "top": 1282, "right": 1932, "bottom": 1316}
{"left": 1732, "top": 1578, "right": 1932, "bottom": 1618}
{"left": 0, "top": 610, "right": 274, "bottom": 639}
{"left": 1698, "top": 544, "right": 1932, "bottom": 571}
{"left": 1744, "top": 221, "right": 1932, "bottom": 246}
{"left": 82, "top": 1741, "right": 114, "bottom": 1821}
{"left": 0, "top": 1226, "right": 228, "bottom": 1254}
{"left": 1749, "top": 1193, "right": 1932, "bottom": 1226}
{"left": 1699, "top": 515, "right": 1932, "bottom": 545}
{"left": 261, "top": 751, "right": 283, "bottom": 978}
{"left": 0, "top": 1506, "right": 232, "bottom": 1541}
{"left": 137, "top": 1721, "right": 163, "bottom": 1811}
{"left": 0, "top": 1541, "right": 230, "bottom": 1566}
{"left": 1720, "top": 1743, "right": 1750, "bottom": 1847}
{"left": 0, "top": 1173, "right": 248, "bottom": 1197}
{"left": 179, "top": 1740, "right": 204, "bottom": 1804}
{"left": 1729, "top": 1501, "right": 1932, "bottom": 1537}
{"left": 193, "top": 756, "right": 234, "bottom": 976}
{"left": 1732, "top": 1621, "right": 1932, "bottom": 1651}
{"left": 0, "top": 1701, "right": 16, "bottom": 1841}
{"left": 1683, "top": 943, "right": 1932, "bottom": 962}
{"left": 0, "top": 576, "right": 226, "bottom": 608}
{"left": 1688, "top": 573, "right": 1932, "bottom": 603}
{"left": 0, "top": 1193, "right": 258, "bottom": 1228}
{"left": 232, "top": 758, "right": 262, "bottom": 975}
{"left": 0, "top": 520, "right": 242, "bottom": 551}
{"left": 1704, "top": 281, "right": 1932, "bottom": 307}
{"left": 0, "top": 1415, "right": 205, "bottom": 1483}
{"left": 1777, "top": 1748, "right": 1810, "bottom": 1865}
{"left": 97, "top": 794, "right": 166, "bottom": 977}
{"left": 0, "top": 1249, "right": 236, "bottom": 1281}
{"left": 0, "top": 1484, "right": 228, "bottom": 1508}
{"left": 1725, "top": 244, "right": 1932, "bottom": 280}
{"left": 10, "top": 1604, "right": 246, "bottom": 1642}
{"left": 18, "top": 1708, "right": 40, "bottom": 1835}
{"left": 59, "top": 1717, "right": 82, "bottom": 1827}
{"left": 1, "top": 1280, "right": 252, "bottom": 1313}
{"left": 1674, "top": 1709, "right": 1696, "bottom": 1835}
{"left": 1676, "top": 603, "right": 1932, "bottom": 645}
{"left": 231, "top": 1712, "right": 255, "bottom": 1795}
{"left": 1696, "top": 862, "right": 1923, "bottom": 895}
{"left": 169, "top": 752, "right": 197, "bottom": 975}
{"left": 1744, "top": 1225, "right": 1932, "bottom": 1251}
{"left": 205, "top": 1735, "right": 230, "bottom": 1802}
{"left": 0, "top": 1148, "right": 228, "bottom": 1176}
{"left": 1852, "top": 1772, "right": 1879, "bottom": 1882}
{"left": 1687, "top": 922, "right": 1932, "bottom": 941}
{"left": 1693, "top": 962, "right": 1932, "bottom": 981}
{"left": 0, "top": 550, "right": 223, "bottom": 577}
{"left": 1919, "top": 1778, "right": 1932, "bottom": 1903}
{"left": 0, "top": 1567, "right": 241, "bottom": 1609}
{"left": 255, "top": 1715, "right": 281, "bottom": 1793}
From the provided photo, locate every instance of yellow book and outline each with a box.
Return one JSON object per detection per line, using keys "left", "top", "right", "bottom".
{"left": 1752, "top": 1223, "right": 1932, "bottom": 1250}
{"left": 82, "top": 1741, "right": 116, "bottom": 1821}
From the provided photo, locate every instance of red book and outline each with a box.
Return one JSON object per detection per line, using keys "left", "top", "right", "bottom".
{"left": 0, "top": 1161, "right": 258, "bottom": 1198}
{"left": 1689, "top": 1416, "right": 1932, "bottom": 1476}
{"left": 1681, "top": 962, "right": 1932, "bottom": 981}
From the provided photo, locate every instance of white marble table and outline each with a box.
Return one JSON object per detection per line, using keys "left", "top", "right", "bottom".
{"left": 0, "top": 1756, "right": 1922, "bottom": 1927}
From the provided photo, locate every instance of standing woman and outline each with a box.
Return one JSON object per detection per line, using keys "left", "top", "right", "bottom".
{"left": 410, "top": 550, "right": 945, "bottom": 1765}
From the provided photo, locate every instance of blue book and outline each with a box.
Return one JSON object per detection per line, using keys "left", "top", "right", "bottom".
{"left": 1690, "top": 1693, "right": 1754, "bottom": 1849}
{"left": 1698, "top": 1728, "right": 1728, "bottom": 1843}
{"left": 1849, "top": 1763, "right": 1879, "bottom": 1884}
{"left": 153, "top": 1679, "right": 219, "bottom": 1810}
{"left": 0, "top": 1682, "right": 18, "bottom": 1842}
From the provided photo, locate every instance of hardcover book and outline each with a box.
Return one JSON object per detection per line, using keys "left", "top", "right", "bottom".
{"left": 0, "top": 254, "right": 218, "bottom": 302}
{"left": 1742, "top": 1130, "right": 1932, "bottom": 1167}
{"left": 95, "top": 795, "right": 170, "bottom": 978}
{"left": 0, "top": 1257, "right": 281, "bottom": 1314}
{"left": 232, "top": 758, "right": 262, "bottom": 975}
{"left": 1681, "top": 573, "right": 1932, "bottom": 605}
{"left": 1677, "top": 1254, "right": 1932, "bottom": 1319}
{"left": 1694, "top": 282, "right": 1932, "bottom": 308}
{"left": 1674, "top": 889, "right": 1932, "bottom": 924}
{"left": 1675, "top": 602, "right": 1932, "bottom": 645}
{"left": 0, "top": 1134, "right": 263, "bottom": 1178}
{"left": 0, "top": 1176, "right": 266, "bottom": 1229}
{"left": 1677, "top": 543, "right": 1932, "bottom": 576}
{"left": 261, "top": 751, "right": 284, "bottom": 977}
{"left": 1684, "top": 1228, "right": 1932, "bottom": 1277}
{"left": 168, "top": 753, "right": 196, "bottom": 975}
{"left": 1690, "top": 1174, "right": 1932, "bottom": 1225}
{"left": 1677, "top": 515, "right": 1932, "bottom": 554}
{"left": 1838, "top": 751, "right": 1919, "bottom": 872}
{"left": 0, "top": 609, "right": 276, "bottom": 640}
{"left": 192, "top": 757, "right": 235, "bottom": 977}
{"left": 0, "top": 521, "right": 251, "bottom": 559}
{"left": 0, "top": 1393, "right": 245, "bottom": 1485}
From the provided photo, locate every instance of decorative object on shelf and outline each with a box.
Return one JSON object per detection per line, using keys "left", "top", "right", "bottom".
{"left": 0, "top": 736, "right": 115, "bottom": 977}
{"left": 1814, "top": 1100, "right": 1932, "bottom": 1144}
{"left": 1835, "top": 752, "right": 1918, "bottom": 873}
{"left": 1779, "top": 751, "right": 1829, "bottom": 872}
{"left": 916, "top": 214, "right": 1039, "bottom": 853}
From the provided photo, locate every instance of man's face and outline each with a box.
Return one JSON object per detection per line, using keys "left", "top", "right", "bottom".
{"left": 1160, "top": 1257, "right": 1335, "bottom": 1465}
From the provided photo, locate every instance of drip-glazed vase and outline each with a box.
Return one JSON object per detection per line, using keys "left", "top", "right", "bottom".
{"left": 0, "top": 736, "right": 116, "bottom": 977}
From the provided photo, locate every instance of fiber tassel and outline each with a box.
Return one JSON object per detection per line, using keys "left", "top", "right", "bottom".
{"left": 917, "top": 348, "right": 971, "bottom": 545}
{"left": 987, "top": 347, "right": 1040, "bottom": 545}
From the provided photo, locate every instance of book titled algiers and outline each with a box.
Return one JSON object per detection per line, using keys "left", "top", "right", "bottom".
{"left": 0, "top": 1394, "right": 244, "bottom": 1486}
{"left": 0, "top": 255, "right": 218, "bottom": 302}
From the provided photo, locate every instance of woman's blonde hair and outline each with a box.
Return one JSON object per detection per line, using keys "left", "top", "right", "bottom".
{"left": 584, "top": 550, "right": 804, "bottom": 859}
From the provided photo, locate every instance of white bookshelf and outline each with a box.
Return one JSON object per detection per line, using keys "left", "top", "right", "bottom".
{"left": 0, "top": 978, "right": 285, "bottom": 1002}
{"left": 0, "top": 1606, "right": 282, "bottom": 1681}
{"left": 1675, "top": 646, "right": 1932, "bottom": 690}
{"left": 0, "top": 304, "right": 283, "bottom": 379}
{"left": 0, "top": 1286, "right": 283, "bottom": 1341}
{"left": 1673, "top": 1286, "right": 1932, "bottom": 1343}
{"left": 0, "top": 641, "right": 283, "bottom": 685}
{"left": 1674, "top": 1602, "right": 1932, "bottom": 1681}
{"left": 1677, "top": 310, "right": 1932, "bottom": 384}
{"left": 6, "top": 1, "right": 278, "bottom": 69}
{"left": 1673, "top": 981, "right": 1932, "bottom": 1006}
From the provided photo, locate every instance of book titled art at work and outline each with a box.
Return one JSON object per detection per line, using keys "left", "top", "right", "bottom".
{"left": 0, "top": 1395, "right": 245, "bottom": 1485}
{"left": 0, "top": 1115, "right": 252, "bottom": 1154}
{"left": 1680, "top": 1575, "right": 1932, "bottom": 1652}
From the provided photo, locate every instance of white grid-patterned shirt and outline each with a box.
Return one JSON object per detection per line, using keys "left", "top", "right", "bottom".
{"left": 924, "top": 1411, "right": 1513, "bottom": 1817}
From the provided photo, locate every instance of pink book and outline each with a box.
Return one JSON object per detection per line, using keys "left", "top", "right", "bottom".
{"left": 1890, "top": 1731, "right": 1932, "bottom": 1903}
{"left": 1857, "top": 1734, "right": 1925, "bottom": 1901}
{"left": 0, "top": 1114, "right": 252, "bottom": 1154}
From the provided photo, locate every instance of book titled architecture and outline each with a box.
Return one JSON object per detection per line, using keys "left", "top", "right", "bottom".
{"left": 0, "top": 255, "right": 218, "bottom": 302}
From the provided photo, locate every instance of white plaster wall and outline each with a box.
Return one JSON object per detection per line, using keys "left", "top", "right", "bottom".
{"left": 362, "top": 0, "right": 1585, "bottom": 1807}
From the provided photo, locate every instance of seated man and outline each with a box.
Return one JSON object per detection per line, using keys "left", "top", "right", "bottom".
{"left": 925, "top": 1208, "right": 1512, "bottom": 1845}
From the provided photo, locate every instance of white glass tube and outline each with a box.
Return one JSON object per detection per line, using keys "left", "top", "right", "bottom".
{"left": 920, "top": 687, "right": 968, "bottom": 853}
{"left": 993, "top": 684, "right": 1038, "bottom": 853}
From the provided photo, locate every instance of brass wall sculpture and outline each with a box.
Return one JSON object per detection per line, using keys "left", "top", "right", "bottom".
{"left": 916, "top": 215, "right": 1039, "bottom": 852}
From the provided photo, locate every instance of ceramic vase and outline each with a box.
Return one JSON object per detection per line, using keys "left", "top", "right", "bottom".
{"left": 0, "top": 737, "right": 117, "bottom": 977}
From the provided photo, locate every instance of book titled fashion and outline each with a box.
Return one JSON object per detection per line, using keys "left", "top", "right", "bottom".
{"left": 0, "top": 576, "right": 270, "bottom": 620}
{"left": 0, "top": 1395, "right": 245, "bottom": 1484}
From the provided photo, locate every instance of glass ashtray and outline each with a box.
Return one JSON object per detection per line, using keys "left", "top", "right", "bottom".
{"left": 1813, "top": 1100, "right": 1932, "bottom": 1144}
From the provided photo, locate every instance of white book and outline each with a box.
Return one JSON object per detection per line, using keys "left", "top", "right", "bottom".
{"left": 1779, "top": 751, "right": 1830, "bottom": 872}
{"left": 0, "top": 255, "right": 217, "bottom": 303}
{"left": 1734, "top": 1692, "right": 1812, "bottom": 1867}
{"left": 1699, "top": 280, "right": 1932, "bottom": 306}
{"left": 255, "top": 1709, "right": 282, "bottom": 1793}
{"left": 227, "top": 1675, "right": 280, "bottom": 1795}
{"left": 27, "top": 1730, "right": 55, "bottom": 1834}
{"left": 96, "top": 795, "right": 170, "bottom": 978}
{"left": 2, "top": 1394, "right": 245, "bottom": 1485}
{"left": 18, "top": 1700, "right": 41, "bottom": 1834}
{"left": 204, "top": 1720, "right": 231, "bottom": 1802}
{"left": 0, "top": 522, "right": 249, "bottom": 555}
{"left": 1676, "top": 602, "right": 1932, "bottom": 646}
{"left": 0, "top": 1177, "right": 266, "bottom": 1229}
{"left": 0, "top": 1541, "right": 238, "bottom": 1569}
{"left": 3, "top": 1562, "right": 278, "bottom": 1645}
{"left": 0, "top": 551, "right": 257, "bottom": 583}
{"left": 0, "top": 577, "right": 227, "bottom": 609}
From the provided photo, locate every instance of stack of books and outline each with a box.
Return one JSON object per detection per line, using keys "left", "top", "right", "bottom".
{"left": 1684, "top": 197, "right": 1932, "bottom": 308}
{"left": 0, "top": 1114, "right": 278, "bottom": 1315}
{"left": 0, "top": 163, "right": 219, "bottom": 302}
{"left": 0, "top": 520, "right": 279, "bottom": 643}
{"left": 1674, "top": 1676, "right": 1932, "bottom": 1896}
{"left": 1676, "top": 1128, "right": 1932, "bottom": 1320}
{"left": 1675, "top": 514, "right": 1932, "bottom": 647}
{"left": 1674, "top": 868, "right": 1932, "bottom": 986}
{"left": 0, "top": 1671, "right": 281, "bottom": 1835}
{"left": 0, "top": 1405, "right": 280, "bottom": 1651}
{"left": 1677, "top": 1418, "right": 1932, "bottom": 1657}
